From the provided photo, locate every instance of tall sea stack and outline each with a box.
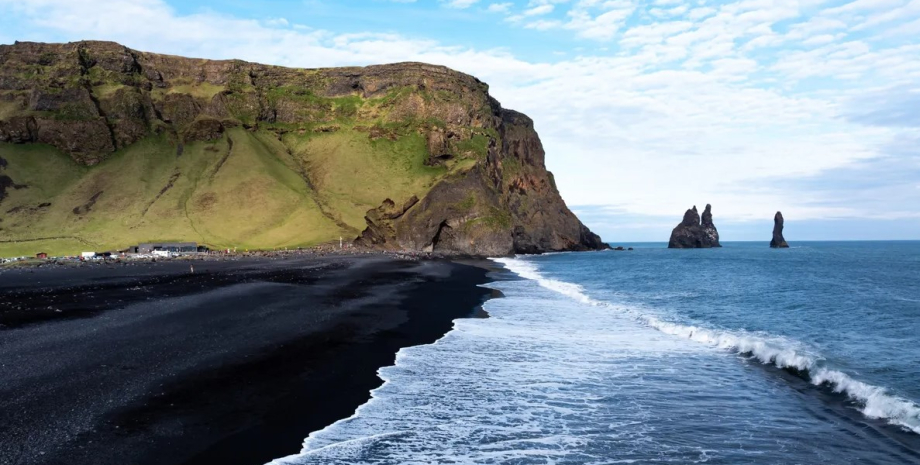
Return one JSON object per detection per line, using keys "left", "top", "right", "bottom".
{"left": 770, "top": 211, "right": 789, "bottom": 248}
{"left": 668, "top": 204, "right": 722, "bottom": 248}
{"left": 700, "top": 204, "right": 720, "bottom": 247}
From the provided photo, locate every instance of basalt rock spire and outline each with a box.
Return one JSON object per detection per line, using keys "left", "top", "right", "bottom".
{"left": 700, "top": 204, "right": 721, "bottom": 248}
{"left": 770, "top": 211, "right": 789, "bottom": 248}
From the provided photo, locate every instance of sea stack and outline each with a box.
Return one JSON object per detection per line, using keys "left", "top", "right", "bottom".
{"left": 668, "top": 204, "right": 722, "bottom": 248}
{"left": 700, "top": 204, "right": 721, "bottom": 248}
{"left": 770, "top": 211, "right": 789, "bottom": 248}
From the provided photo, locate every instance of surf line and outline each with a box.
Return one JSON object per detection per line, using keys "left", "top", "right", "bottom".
{"left": 492, "top": 256, "right": 920, "bottom": 436}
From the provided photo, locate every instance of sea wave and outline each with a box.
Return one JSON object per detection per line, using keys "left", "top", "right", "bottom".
{"left": 493, "top": 256, "right": 920, "bottom": 435}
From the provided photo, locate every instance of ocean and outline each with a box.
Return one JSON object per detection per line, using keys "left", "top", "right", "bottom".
{"left": 271, "top": 241, "right": 920, "bottom": 464}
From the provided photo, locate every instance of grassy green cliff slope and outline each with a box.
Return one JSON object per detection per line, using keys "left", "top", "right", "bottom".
{"left": 0, "top": 41, "right": 606, "bottom": 257}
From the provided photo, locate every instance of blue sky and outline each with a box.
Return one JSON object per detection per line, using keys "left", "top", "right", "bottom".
{"left": 1, "top": 0, "right": 918, "bottom": 241}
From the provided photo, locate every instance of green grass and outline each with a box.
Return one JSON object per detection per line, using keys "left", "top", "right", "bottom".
{"left": 264, "top": 87, "right": 365, "bottom": 123}
{"left": 0, "top": 239, "right": 97, "bottom": 259}
{"left": 375, "top": 86, "right": 417, "bottom": 108}
{"left": 92, "top": 84, "right": 127, "bottom": 99}
{"left": 0, "top": 122, "right": 473, "bottom": 257}
{"left": 0, "top": 99, "right": 23, "bottom": 120}
{"left": 0, "top": 143, "right": 88, "bottom": 198}
{"left": 167, "top": 83, "right": 226, "bottom": 100}
{"left": 456, "top": 194, "right": 476, "bottom": 212}
{"left": 184, "top": 128, "right": 339, "bottom": 249}
{"left": 282, "top": 128, "right": 446, "bottom": 231}
{"left": 149, "top": 82, "right": 227, "bottom": 103}
{"left": 0, "top": 131, "right": 342, "bottom": 257}
{"left": 456, "top": 133, "right": 491, "bottom": 159}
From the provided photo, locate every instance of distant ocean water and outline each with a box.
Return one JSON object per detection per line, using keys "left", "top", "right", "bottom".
{"left": 272, "top": 241, "right": 920, "bottom": 464}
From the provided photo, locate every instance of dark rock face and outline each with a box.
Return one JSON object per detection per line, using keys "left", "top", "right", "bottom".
{"left": 668, "top": 204, "right": 722, "bottom": 248}
{"left": 499, "top": 110, "right": 608, "bottom": 254}
{"left": 383, "top": 165, "right": 514, "bottom": 256}
{"left": 770, "top": 211, "right": 789, "bottom": 248}
{"left": 356, "top": 109, "right": 610, "bottom": 256}
{"left": 36, "top": 118, "right": 116, "bottom": 165}
{"left": 357, "top": 196, "right": 420, "bottom": 248}
{"left": 182, "top": 118, "right": 224, "bottom": 142}
{"left": 0, "top": 116, "right": 38, "bottom": 143}
{"left": 669, "top": 206, "right": 703, "bottom": 248}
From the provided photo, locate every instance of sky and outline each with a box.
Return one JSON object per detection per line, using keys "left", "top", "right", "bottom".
{"left": 1, "top": 0, "right": 918, "bottom": 241}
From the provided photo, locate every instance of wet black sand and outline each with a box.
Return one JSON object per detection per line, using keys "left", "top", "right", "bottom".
{"left": 0, "top": 255, "right": 494, "bottom": 465}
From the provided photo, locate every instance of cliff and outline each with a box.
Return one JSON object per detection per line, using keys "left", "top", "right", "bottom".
{"left": 668, "top": 204, "right": 721, "bottom": 248}
{"left": 770, "top": 211, "right": 789, "bottom": 248}
{"left": 0, "top": 41, "right": 607, "bottom": 256}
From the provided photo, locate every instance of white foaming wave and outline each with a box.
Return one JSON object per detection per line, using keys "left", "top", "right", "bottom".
{"left": 495, "top": 256, "right": 920, "bottom": 435}
{"left": 494, "top": 257, "right": 599, "bottom": 305}
{"left": 268, "top": 291, "right": 631, "bottom": 465}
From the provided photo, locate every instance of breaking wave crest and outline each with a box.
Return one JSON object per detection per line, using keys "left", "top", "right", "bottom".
{"left": 493, "top": 257, "right": 920, "bottom": 435}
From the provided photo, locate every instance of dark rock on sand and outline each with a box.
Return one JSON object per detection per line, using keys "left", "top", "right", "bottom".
{"left": 668, "top": 204, "right": 722, "bottom": 248}
{"left": 770, "top": 211, "right": 789, "bottom": 248}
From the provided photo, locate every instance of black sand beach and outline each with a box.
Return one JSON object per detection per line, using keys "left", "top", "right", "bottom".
{"left": 0, "top": 255, "right": 494, "bottom": 465}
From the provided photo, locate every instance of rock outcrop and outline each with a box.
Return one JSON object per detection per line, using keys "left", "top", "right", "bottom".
{"left": 700, "top": 203, "right": 720, "bottom": 247}
{"left": 0, "top": 40, "right": 607, "bottom": 256}
{"left": 358, "top": 109, "right": 608, "bottom": 255}
{"left": 770, "top": 211, "right": 789, "bottom": 248}
{"left": 668, "top": 204, "right": 722, "bottom": 248}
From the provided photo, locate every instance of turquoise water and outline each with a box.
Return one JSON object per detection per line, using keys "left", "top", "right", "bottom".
{"left": 274, "top": 241, "right": 920, "bottom": 464}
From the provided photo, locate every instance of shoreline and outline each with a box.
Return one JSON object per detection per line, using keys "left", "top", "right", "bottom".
{"left": 0, "top": 254, "right": 497, "bottom": 465}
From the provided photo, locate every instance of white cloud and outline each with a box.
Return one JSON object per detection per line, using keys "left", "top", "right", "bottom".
{"left": 523, "top": 4, "right": 555, "bottom": 15}
{"left": 442, "top": 0, "right": 481, "bottom": 8}
{"left": 486, "top": 2, "right": 513, "bottom": 12}
{"left": 687, "top": 7, "right": 716, "bottom": 20}
{"left": 823, "top": 0, "right": 906, "bottom": 15}
{"left": 524, "top": 19, "right": 563, "bottom": 29}
{"left": 264, "top": 17, "right": 289, "bottom": 27}
{"left": 508, "top": 0, "right": 638, "bottom": 40}
{"left": 801, "top": 33, "right": 840, "bottom": 45}
{"left": 564, "top": 3, "right": 637, "bottom": 40}
{"left": 854, "top": 0, "right": 920, "bottom": 29}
